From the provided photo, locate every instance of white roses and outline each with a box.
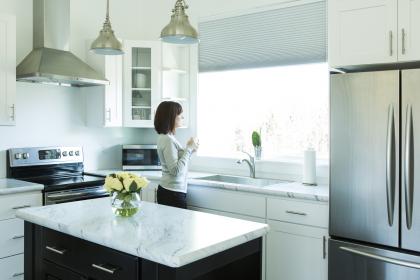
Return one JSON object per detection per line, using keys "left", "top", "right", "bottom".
{"left": 104, "top": 172, "right": 149, "bottom": 194}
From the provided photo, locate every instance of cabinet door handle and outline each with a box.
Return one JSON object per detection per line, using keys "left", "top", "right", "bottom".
{"left": 389, "top": 31, "right": 393, "bottom": 56}
{"left": 45, "top": 246, "right": 67, "bottom": 255}
{"left": 106, "top": 108, "right": 112, "bottom": 122}
{"left": 402, "top": 28, "right": 407, "bottom": 55}
{"left": 10, "top": 104, "right": 15, "bottom": 121}
{"left": 12, "top": 272, "right": 24, "bottom": 277}
{"left": 12, "top": 235, "right": 24, "bottom": 240}
{"left": 285, "top": 210, "right": 307, "bottom": 216}
{"left": 323, "top": 236, "right": 327, "bottom": 259}
{"left": 92, "top": 263, "right": 117, "bottom": 274}
{"left": 12, "top": 205, "right": 31, "bottom": 210}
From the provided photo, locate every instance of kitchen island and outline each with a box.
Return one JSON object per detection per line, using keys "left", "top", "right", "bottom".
{"left": 17, "top": 198, "right": 268, "bottom": 280}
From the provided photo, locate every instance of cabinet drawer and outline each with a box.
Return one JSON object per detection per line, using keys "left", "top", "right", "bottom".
{"left": 187, "top": 185, "right": 266, "bottom": 218}
{"left": 43, "top": 228, "right": 139, "bottom": 280}
{"left": 0, "top": 192, "right": 42, "bottom": 220}
{"left": 0, "top": 254, "right": 24, "bottom": 280}
{"left": 0, "top": 218, "right": 24, "bottom": 258}
{"left": 267, "top": 197, "right": 328, "bottom": 228}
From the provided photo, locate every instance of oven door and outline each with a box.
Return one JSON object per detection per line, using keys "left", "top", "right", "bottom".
{"left": 44, "top": 186, "right": 109, "bottom": 205}
{"left": 122, "top": 146, "right": 161, "bottom": 170}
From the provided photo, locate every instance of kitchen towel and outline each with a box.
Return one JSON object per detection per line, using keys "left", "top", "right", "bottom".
{"left": 302, "top": 148, "right": 317, "bottom": 186}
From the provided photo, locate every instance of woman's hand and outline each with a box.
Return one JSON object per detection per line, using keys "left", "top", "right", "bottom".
{"left": 186, "top": 137, "right": 199, "bottom": 152}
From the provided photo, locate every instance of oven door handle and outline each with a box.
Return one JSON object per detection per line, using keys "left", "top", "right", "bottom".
{"left": 46, "top": 188, "right": 108, "bottom": 201}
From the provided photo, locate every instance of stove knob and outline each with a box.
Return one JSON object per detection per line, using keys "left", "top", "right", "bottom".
{"left": 75, "top": 151, "right": 80, "bottom": 156}
{"left": 14, "top": 153, "right": 22, "bottom": 159}
{"left": 69, "top": 151, "right": 74, "bottom": 156}
{"left": 62, "top": 151, "right": 68, "bottom": 157}
{"left": 22, "top": 153, "right": 30, "bottom": 159}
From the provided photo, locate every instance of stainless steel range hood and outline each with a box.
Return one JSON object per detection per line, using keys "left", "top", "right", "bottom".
{"left": 16, "top": 0, "right": 109, "bottom": 87}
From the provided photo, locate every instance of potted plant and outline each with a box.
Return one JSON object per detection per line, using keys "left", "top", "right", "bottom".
{"left": 104, "top": 172, "right": 149, "bottom": 217}
{"left": 252, "top": 131, "right": 262, "bottom": 160}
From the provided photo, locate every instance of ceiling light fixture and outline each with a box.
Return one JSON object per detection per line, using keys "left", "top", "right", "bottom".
{"left": 160, "top": 0, "right": 199, "bottom": 44}
{"left": 90, "top": 0, "right": 124, "bottom": 55}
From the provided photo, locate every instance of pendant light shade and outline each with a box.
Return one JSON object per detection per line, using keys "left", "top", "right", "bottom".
{"left": 160, "top": 0, "right": 199, "bottom": 44}
{"left": 91, "top": 0, "right": 124, "bottom": 55}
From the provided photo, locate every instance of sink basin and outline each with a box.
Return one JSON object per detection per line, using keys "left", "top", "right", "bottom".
{"left": 195, "top": 175, "right": 288, "bottom": 187}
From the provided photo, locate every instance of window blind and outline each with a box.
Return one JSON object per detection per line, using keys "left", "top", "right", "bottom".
{"left": 198, "top": 1, "right": 326, "bottom": 72}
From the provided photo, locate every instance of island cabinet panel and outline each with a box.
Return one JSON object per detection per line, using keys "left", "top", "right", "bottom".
{"left": 25, "top": 221, "right": 264, "bottom": 280}
{"left": 39, "top": 227, "right": 139, "bottom": 280}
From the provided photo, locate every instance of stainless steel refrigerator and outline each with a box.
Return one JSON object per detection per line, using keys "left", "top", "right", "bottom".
{"left": 330, "top": 69, "right": 420, "bottom": 279}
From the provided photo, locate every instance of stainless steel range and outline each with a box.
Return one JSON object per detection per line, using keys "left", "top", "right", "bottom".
{"left": 7, "top": 146, "right": 107, "bottom": 205}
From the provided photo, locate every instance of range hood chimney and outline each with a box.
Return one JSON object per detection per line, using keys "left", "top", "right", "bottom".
{"left": 16, "top": 0, "right": 109, "bottom": 87}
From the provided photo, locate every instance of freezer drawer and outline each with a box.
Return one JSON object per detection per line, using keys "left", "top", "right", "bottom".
{"left": 329, "top": 239, "right": 420, "bottom": 280}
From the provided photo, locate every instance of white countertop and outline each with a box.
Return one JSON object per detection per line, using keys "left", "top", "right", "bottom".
{"left": 16, "top": 198, "right": 268, "bottom": 268}
{"left": 0, "top": 178, "right": 44, "bottom": 195}
{"left": 86, "top": 169, "right": 329, "bottom": 202}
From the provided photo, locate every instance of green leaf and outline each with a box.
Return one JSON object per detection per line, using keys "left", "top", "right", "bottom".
{"left": 129, "top": 181, "right": 137, "bottom": 192}
{"left": 252, "top": 131, "right": 261, "bottom": 147}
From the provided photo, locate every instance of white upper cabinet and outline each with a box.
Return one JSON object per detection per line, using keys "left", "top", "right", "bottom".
{"left": 0, "top": 15, "right": 16, "bottom": 126}
{"left": 161, "top": 43, "right": 192, "bottom": 128}
{"left": 123, "top": 40, "right": 161, "bottom": 128}
{"left": 85, "top": 40, "right": 123, "bottom": 127}
{"left": 328, "top": 0, "right": 398, "bottom": 67}
{"left": 398, "top": 0, "right": 420, "bottom": 62}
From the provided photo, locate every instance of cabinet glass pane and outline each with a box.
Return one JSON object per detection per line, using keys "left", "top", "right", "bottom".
{"left": 132, "top": 90, "right": 151, "bottom": 107}
{"left": 132, "top": 48, "right": 151, "bottom": 68}
{"left": 132, "top": 69, "right": 151, "bottom": 88}
{"left": 132, "top": 108, "right": 151, "bottom": 120}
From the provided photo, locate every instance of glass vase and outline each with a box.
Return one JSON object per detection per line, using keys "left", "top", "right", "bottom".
{"left": 111, "top": 192, "right": 141, "bottom": 217}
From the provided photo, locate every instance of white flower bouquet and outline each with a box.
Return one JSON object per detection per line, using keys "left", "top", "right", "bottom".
{"left": 104, "top": 172, "right": 149, "bottom": 217}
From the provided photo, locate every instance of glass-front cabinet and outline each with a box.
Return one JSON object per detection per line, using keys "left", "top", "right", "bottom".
{"left": 161, "top": 43, "right": 192, "bottom": 128}
{"left": 123, "top": 40, "right": 161, "bottom": 127}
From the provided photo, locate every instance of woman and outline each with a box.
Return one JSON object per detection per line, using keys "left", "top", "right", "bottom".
{"left": 154, "top": 101, "right": 199, "bottom": 209}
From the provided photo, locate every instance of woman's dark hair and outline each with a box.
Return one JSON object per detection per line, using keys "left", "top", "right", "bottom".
{"left": 154, "top": 101, "right": 183, "bottom": 134}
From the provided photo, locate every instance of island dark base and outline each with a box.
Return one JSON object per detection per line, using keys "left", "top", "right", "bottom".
{"left": 24, "top": 222, "right": 262, "bottom": 280}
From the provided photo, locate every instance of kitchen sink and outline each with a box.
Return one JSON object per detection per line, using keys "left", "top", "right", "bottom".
{"left": 195, "top": 175, "right": 288, "bottom": 187}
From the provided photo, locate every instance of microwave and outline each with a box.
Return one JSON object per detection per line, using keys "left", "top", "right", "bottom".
{"left": 122, "top": 145, "right": 161, "bottom": 171}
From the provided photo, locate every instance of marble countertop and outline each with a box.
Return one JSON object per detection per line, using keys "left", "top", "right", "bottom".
{"left": 0, "top": 178, "right": 44, "bottom": 195}
{"left": 16, "top": 198, "right": 268, "bottom": 268}
{"left": 87, "top": 169, "right": 329, "bottom": 202}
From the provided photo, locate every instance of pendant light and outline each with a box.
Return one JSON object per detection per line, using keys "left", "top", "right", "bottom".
{"left": 90, "top": 0, "right": 124, "bottom": 55}
{"left": 160, "top": 0, "right": 199, "bottom": 44}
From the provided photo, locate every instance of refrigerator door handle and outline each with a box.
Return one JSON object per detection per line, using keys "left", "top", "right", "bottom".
{"left": 386, "top": 104, "right": 396, "bottom": 226}
{"left": 405, "top": 105, "right": 415, "bottom": 230}
{"left": 340, "top": 246, "right": 420, "bottom": 269}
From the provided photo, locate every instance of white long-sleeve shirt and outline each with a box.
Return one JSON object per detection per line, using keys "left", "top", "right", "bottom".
{"left": 157, "top": 134, "right": 192, "bottom": 193}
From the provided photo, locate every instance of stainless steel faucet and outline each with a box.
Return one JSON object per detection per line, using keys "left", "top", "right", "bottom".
{"left": 236, "top": 151, "right": 256, "bottom": 178}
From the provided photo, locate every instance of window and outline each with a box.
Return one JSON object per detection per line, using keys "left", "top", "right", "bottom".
{"left": 197, "top": 63, "right": 329, "bottom": 160}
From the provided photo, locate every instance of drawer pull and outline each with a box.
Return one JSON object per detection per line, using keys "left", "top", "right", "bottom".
{"left": 46, "top": 246, "right": 67, "bottom": 255}
{"left": 12, "top": 205, "right": 31, "bottom": 210}
{"left": 285, "top": 210, "right": 307, "bottom": 216}
{"left": 12, "top": 235, "right": 24, "bottom": 240}
{"left": 12, "top": 272, "right": 24, "bottom": 277}
{"left": 92, "top": 263, "right": 117, "bottom": 274}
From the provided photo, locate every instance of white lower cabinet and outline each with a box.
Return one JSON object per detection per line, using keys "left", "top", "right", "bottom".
{"left": 266, "top": 220, "right": 328, "bottom": 280}
{"left": 142, "top": 180, "right": 159, "bottom": 203}
{"left": 0, "top": 191, "right": 42, "bottom": 280}
{"left": 0, "top": 218, "right": 24, "bottom": 259}
{"left": 188, "top": 206, "right": 266, "bottom": 280}
{"left": 186, "top": 185, "right": 329, "bottom": 280}
{"left": 0, "top": 254, "right": 24, "bottom": 280}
